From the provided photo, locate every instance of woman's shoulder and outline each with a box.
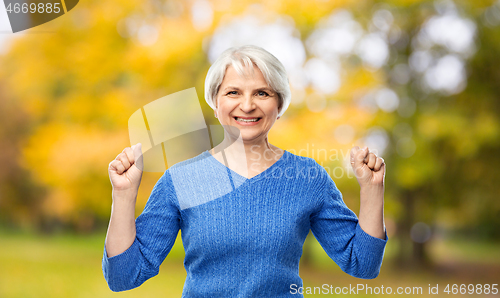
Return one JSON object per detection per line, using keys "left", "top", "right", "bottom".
{"left": 166, "top": 150, "right": 213, "bottom": 173}
{"left": 282, "top": 149, "right": 324, "bottom": 169}
{"left": 163, "top": 150, "right": 231, "bottom": 210}
{"left": 159, "top": 150, "right": 216, "bottom": 185}
{"left": 277, "top": 149, "right": 330, "bottom": 184}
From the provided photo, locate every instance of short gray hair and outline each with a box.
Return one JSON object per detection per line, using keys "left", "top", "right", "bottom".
{"left": 204, "top": 45, "right": 291, "bottom": 118}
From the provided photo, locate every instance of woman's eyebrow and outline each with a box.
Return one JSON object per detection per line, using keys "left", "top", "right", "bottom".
{"left": 223, "top": 86, "right": 241, "bottom": 91}
{"left": 223, "top": 86, "right": 274, "bottom": 92}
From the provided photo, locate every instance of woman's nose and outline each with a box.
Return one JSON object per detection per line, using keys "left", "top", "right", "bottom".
{"left": 239, "top": 95, "right": 256, "bottom": 112}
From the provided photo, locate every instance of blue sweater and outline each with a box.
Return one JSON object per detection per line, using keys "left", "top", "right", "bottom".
{"left": 102, "top": 149, "right": 388, "bottom": 297}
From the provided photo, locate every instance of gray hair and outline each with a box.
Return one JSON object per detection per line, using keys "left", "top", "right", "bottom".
{"left": 204, "top": 45, "right": 291, "bottom": 118}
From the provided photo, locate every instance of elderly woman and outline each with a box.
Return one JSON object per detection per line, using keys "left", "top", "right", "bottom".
{"left": 103, "top": 45, "right": 387, "bottom": 297}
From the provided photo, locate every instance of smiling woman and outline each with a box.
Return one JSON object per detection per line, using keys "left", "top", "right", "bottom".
{"left": 103, "top": 45, "right": 388, "bottom": 297}
{"left": 210, "top": 63, "right": 284, "bottom": 178}
{"left": 203, "top": 46, "right": 292, "bottom": 178}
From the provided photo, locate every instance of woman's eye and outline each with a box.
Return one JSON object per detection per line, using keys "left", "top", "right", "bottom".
{"left": 227, "top": 91, "right": 237, "bottom": 95}
{"left": 258, "top": 91, "right": 269, "bottom": 96}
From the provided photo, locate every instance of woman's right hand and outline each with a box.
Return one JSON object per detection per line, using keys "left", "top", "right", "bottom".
{"left": 108, "top": 143, "right": 144, "bottom": 192}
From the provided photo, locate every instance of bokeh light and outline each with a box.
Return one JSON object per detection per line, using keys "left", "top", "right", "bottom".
{"left": 191, "top": 0, "right": 214, "bottom": 32}
{"left": 334, "top": 124, "right": 355, "bottom": 145}
{"left": 306, "top": 10, "right": 363, "bottom": 60}
{"left": 411, "top": 222, "right": 432, "bottom": 243}
{"left": 396, "top": 137, "right": 417, "bottom": 158}
{"left": 304, "top": 58, "right": 341, "bottom": 95}
{"left": 364, "top": 126, "right": 390, "bottom": 156}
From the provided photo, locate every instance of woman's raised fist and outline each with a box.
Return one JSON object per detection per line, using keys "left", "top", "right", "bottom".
{"left": 108, "top": 143, "right": 144, "bottom": 192}
{"left": 350, "top": 146, "right": 386, "bottom": 187}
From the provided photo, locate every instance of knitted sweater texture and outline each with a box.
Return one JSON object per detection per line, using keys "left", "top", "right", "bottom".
{"left": 102, "top": 149, "right": 388, "bottom": 297}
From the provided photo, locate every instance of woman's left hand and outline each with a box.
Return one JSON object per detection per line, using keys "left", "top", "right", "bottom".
{"left": 350, "top": 146, "right": 385, "bottom": 187}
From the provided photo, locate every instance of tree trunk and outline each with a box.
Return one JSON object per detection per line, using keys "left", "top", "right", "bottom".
{"left": 395, "top": 189, "right": 431, "bottom": 269}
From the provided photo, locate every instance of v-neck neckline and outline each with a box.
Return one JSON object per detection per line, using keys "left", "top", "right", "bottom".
{"left": 202, "top": 149, "right": 288, "bottom": 184}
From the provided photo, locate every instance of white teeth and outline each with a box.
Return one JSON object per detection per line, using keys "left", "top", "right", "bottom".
{"left": 235, "top": 117, "right": 259, "bottom": 122}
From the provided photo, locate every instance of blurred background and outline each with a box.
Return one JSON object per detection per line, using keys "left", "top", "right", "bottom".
{"left": 1, "top": 0, "right": 499, "bottom": 297}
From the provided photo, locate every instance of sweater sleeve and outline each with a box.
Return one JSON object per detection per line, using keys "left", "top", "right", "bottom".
{"left": 102, "top": 171, "right": 181, "bottom": 291}
{"left": 310, "top": 169, "right": 388, "bottom": 279}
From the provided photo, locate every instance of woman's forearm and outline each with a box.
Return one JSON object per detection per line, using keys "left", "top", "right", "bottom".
{"left": 358, "top": 184, "right": 385, "bottom": 239}
{"left": 105, "top": 189, "right": 138, "bottom": 257}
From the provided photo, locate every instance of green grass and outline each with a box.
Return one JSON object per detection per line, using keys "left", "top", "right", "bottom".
{"left": 0, "top": 230, "right": 186, "bottom": 298}
{"left": 429, "top": 236, "right": 500, "bottom": 264}
{"left": 0, "top": 229, "right": 498, "bottom": 297}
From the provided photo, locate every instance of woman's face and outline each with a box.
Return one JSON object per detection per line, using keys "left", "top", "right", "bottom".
{"left": 214, "top": 64, "right": 280, "bottom": 144}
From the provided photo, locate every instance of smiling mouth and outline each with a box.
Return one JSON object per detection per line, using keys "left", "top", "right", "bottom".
{"left": 234, "top": 117, "right": 262, "bottom": 122}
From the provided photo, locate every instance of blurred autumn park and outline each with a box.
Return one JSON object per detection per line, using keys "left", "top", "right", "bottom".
{"left": 1, "top": 0, "right": 500, "bottom": 297}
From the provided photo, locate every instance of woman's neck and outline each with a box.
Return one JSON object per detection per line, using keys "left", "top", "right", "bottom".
{"left": 209, "top": 135, "right": 284, "bottom": 178}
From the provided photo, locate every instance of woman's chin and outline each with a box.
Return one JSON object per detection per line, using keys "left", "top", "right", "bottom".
{"left": 224, "top": 132, "right": 264, "bottom": 144}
